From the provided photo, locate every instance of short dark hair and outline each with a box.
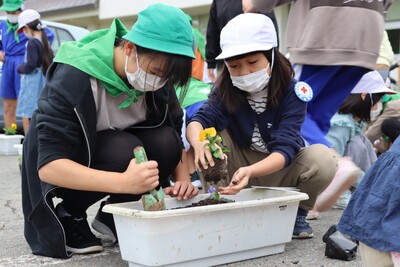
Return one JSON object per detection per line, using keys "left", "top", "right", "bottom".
{"left": 214, "top": 49, "right": 294, "bottom": 113}
{"left": 115, "top": 38, "right": 192, "bottom": 88}
{"left": 338, "top": 93, "right": 385, "bottom": 122}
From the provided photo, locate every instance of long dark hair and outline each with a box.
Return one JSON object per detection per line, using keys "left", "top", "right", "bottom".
{"left": 215, "top": 49, "right": 294, "bottom": 113}
{"left": 338, "top": 93, "right": 385, "bottom": 122}
{"left": 26, "top": 19, "right": 54, "bottom": 75}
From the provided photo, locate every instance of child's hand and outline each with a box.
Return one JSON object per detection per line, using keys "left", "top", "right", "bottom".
{"left": 219, "top": 167, "right": 250, "bottom": 195}
{"left": 164, "top": 181, "right": 199, "bottom": 200}
{"left": 122, "top": 158, "right": 159, "bottom": 194}
{"left": 192, "top": 139, "right": 215, "bottom": 170}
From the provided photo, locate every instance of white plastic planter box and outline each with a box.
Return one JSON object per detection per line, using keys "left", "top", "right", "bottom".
{"left": 0, "top": 134, "right": 24, "bottom": 155}
{"left": 103, "top": 188, "right": 309, "bottom": 267}
{"left": 13, "top": 143, "right": 23, "bottom": 157}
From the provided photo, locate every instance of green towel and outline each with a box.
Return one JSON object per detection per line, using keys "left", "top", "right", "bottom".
{"left": 54, "top": 19, "right": 143, "bottom": 109}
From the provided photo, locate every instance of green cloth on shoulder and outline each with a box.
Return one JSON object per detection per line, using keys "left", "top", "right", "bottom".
{"left": 54, "top": 19, "right": 143, "bottom": 109}
{"left": 175, "top": 77, "right": 211, "bottom": 108}
{"left": 6, "top": 20, "right": 19, "bottom": 43}
{"left": 382, "top": 92, "right": 400, "bottom": 105}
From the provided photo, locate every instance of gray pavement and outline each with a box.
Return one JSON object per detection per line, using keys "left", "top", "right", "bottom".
{"left": 0, "top": 154, "right": 362, "bottom": 267}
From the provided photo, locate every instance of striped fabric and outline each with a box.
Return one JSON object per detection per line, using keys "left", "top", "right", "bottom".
{"left": 247, "top": 93, "right": 269, "bottom": 153}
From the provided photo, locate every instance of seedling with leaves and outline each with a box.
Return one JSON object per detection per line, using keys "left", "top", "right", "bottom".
{"left": 199, "top": 127, "right": 229, "bottom": 160}
{"left": 3, "top": 123, "right": 17, "bottom": 135}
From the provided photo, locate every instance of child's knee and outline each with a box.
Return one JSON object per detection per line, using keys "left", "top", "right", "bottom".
{"left": 300, "top": 144, "right": 337, "bottom": 188}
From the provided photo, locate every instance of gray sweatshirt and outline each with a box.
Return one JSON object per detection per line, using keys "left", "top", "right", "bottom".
{"left": 252, "top": 0, "right": 392, "bottom": 70}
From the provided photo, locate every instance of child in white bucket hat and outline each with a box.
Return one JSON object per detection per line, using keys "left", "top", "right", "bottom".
{"left": 187, "top": 13, "right": 336, "bottom": 239}
{"left": 16, "top": 9, "right": 53, "bottom": 134}
{"left": 309, "top": 71, "right": 396, "bottom": 214}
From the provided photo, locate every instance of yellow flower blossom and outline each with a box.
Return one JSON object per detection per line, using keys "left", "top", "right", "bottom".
{"left": 199, "top": 127, "right": 217, "bottom": 141}
{"left": 11, "top": 123, "right": 17, "bottom": 130}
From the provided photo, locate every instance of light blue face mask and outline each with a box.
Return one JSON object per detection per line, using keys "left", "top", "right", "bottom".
{"left": 377, "top": 69, "right": 389, "bottom": 81}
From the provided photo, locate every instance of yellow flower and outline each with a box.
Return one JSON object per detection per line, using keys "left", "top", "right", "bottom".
{"left": 11, "top": 123, "right": 17, "bottom": 130}
{"left": 199, "top": 127, "right": 217, "bottom": 141}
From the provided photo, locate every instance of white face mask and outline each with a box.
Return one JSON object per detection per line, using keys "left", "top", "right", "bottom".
{"left": 124, "top": 52, "right": 166, "bottom": 92}
{"left": 6, "top": 14, "right": 19, "bottom": 24}
{"left": 370, "top": 102, "right": 383, "bottom": 119}
{"left": 23, "top": 29, "right": 33, "bottom": 39}
{"left": 230, "top": 66, "right": 270, "bottom": 94}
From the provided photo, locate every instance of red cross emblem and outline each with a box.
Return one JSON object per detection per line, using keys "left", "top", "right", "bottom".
{"left": 301, "top": 87, "right": 308, "bottom": 94}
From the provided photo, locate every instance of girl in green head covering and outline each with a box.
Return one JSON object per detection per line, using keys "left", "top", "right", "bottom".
{"left": 21, "top": 3, "right": 199, "bottom": 258}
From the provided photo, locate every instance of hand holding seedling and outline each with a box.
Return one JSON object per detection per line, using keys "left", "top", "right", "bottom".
{"left": 194, "top": 127, "right": 229, "bottom": 171}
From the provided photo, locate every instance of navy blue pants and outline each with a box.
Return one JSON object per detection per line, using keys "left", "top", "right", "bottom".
{"left": 55, "top": 126, "right": 181, "bottom": 216}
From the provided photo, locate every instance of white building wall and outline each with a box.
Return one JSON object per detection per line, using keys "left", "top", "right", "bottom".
{"left": 99, "top": 0, "right": 212, "bottom": 19}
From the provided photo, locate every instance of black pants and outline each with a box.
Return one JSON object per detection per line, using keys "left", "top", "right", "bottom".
{"left": 55, "top": 126, "right": 181, "bottom": 216}
{"left": 381, "top": 118, "right": 400, "bottom": 143}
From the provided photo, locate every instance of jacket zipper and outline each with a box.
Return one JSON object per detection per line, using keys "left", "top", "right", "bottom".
{"left": 43, "top": 190, "right": 73, "bottom": 257}
{"left": 74, "top": 107, "right": 92, "bottom": 166}
{"left": 42, "top": 108, "right": 92, "bottom": 257}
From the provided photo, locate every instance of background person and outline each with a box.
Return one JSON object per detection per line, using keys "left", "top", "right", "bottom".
{"left": 309, "top": 71, "right": 396, "bottom": 218}
{"left": 205, "top": 0, "right": 278, "bottom": 82}
{"left": 365, "top": 30, "right": 399, "bottom": 153}
{"left": 242, "top": 0, "right": 392, "bottom": 147}
{"left": 16, "top": 9, "right": 53, "bottom": 134}
{"left": 21, "top": 4, "right": 199, "bottom": 258}
{"left": 338, "top": 137, "right": 400, "bottom": 267}
{"left": 0, "top": 0, "right": 53, "bottom": 129}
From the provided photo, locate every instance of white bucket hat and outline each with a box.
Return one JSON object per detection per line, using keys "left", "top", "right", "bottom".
{"left": 216, "top": 13, "right": 277, "bottom": 60}
{"left": 351, "top": 70, "right": 396, "bottom": 95}
{"left": 17, "top": 9, "right": 41, "bottom": 31}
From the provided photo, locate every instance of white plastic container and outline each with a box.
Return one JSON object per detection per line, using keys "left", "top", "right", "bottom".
{"left": 13, "top": 143, "right": 23, "bottom": 157}
{"left": 0, "top": 134, "right": 24, "bottom": 155}
{"left": 103, "top": 188, "right": 308, "bottom": 267}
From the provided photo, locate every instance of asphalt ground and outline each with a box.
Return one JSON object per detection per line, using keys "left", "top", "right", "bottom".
{"left": 0, "top": 154, "right": 362, "bottom": 267}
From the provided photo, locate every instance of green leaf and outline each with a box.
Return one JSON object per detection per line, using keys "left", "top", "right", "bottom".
{"left": 213, "top": 150, "right": 222, "bottom": 159}
{"left": 213, "top": 191, "right": 220, "bottom": 200}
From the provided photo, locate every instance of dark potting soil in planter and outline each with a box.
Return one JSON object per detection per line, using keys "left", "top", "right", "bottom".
{"left": 172, "top": 197, "right": 234, "bottom": 209}
{"left": 201, "top": 158, "right": 228, "bottom": 183}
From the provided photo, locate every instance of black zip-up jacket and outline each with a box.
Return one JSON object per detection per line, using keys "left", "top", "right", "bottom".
{"left": 21, "top": 63, "right": 184, "bottom": 258}
{"left": 205, "top": 0, "right": 279, "bottom": 69}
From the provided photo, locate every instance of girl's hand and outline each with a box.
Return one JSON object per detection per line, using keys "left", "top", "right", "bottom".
{"left": 0, "top": 51, "right": 5, "bottom": 62}
{"left": 192, "top": 139, "right": 215, "bottom": 170}
{"left": 122, "top": 158, "right": 159, "bottom": 194}
{"left": 164, "top": 181, "right": 199, "bottom": 200}
{"left": 219, "top": 167, "right": 251, "bottom": 195}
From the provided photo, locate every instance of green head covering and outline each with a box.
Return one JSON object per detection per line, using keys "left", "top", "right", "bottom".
{"left": 54, "top": 19, "right": 143, "bottom": 109}
{"left": 0, "top": 0, "right": 24, "bottom": 12}
{"left": 123, "top": 3, "right": 195, "bottom": 59}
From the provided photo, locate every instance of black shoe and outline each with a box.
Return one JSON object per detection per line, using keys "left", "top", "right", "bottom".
{"left": 56, "top": 203, "right": 103, "bottom": 254}
{"left": 91, "top": 201, "right": 118, "bottom": 244}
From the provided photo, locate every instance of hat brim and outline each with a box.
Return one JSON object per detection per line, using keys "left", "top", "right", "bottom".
{"left": 0, "top": 3, "right": 21, "bottom": 12}
{"left": 372, "top": 87, "right": 397, "bottom": 94}
{"left": 17, "top": 23, "right": 26, "bottom": 31}
{"left": 216, "top": 44, "right": 274, "bottom": 60}
{"left": 123, "top": 31, "right": 195, "bottom": 59}
{"left": 351, "top": 86, "right": 397, "bottom": 95}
